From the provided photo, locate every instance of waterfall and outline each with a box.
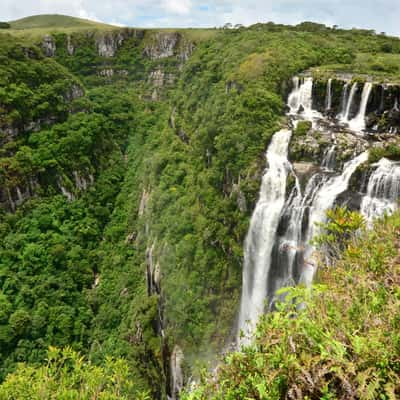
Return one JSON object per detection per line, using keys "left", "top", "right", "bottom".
{"left": 170, "top": 345, "right": 184, "bottom": 400}
{"left": 237, "top": 129, "right": 292, "bottom": 343}
{"left": 394, "top": 97, "right": 399, "bottom": 111}
{"left": 341, "top": 82, "right": 358, "bottom": 122}
{"left": 340, "top": 82, "right": 349, "bottom": 117}
{"left": 300, "top": 151, "right": 369, "bottom": 286}
{"left": 267, "top": 149, "right": 368, "bottom": 306}
{"left": 268, "top": 173, "right": 325, "bottom": 306}
{"left": 348, "top": 82, "right": 372, "bottom": 132}
{"left": 321, "top": 146, "right": 336, "bottom": 171}
{"left": 288, "top": 77, "right": 314, "bottom": 117}
{"left": 325, "top": 78, "right": 332, "bottom": 111}
{"left": 237, "top": 73, "right": 399, "bottom": 347}
{"left": 360, "top": 158, "right": 400, "bottom": 224}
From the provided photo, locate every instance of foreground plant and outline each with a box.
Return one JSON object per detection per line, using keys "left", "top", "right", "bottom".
{"left": 0, "top": 347, "right": 150, "bottom": 400}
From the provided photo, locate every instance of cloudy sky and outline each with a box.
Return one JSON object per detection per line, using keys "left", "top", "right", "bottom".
{"left": 3, "top": 0, "right": 400, "bottom": 36}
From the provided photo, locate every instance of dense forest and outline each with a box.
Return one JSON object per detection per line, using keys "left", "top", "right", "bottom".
{"left": 0, "top": 15, "right": 399, "bottom": 399}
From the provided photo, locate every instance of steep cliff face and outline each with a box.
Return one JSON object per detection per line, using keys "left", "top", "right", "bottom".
{"left": 0, "top": 27, "right": 198, "bottom": 212}
{"left": 0, "top": 37, "right": 88, "bottom": 210}
{"left": 309, "top": 75, "right": 400, "bottom": 132}
{"left": 43, "top": 29, "right": 195, "bottom": 88}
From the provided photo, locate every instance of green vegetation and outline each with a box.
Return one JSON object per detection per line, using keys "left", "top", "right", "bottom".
{"left": 0, "top": 23, "right": 10, "bottom": 30}
{"left": 294, "top": 120, "right": 312, "bottom": 136}
{"left": 185, "top": 210, "right": 400, "bottom": 399}
{"left": 0, "top": 347, "right": 150, "bottom": 399}
{"left": 369, "top": 143, "right": 400, "bottom": 163}
{"left": 1, "top": 16, "right": 400, "bottom": 398}
{"left": 7, "top": 14, "right": 115, "bottom": 38}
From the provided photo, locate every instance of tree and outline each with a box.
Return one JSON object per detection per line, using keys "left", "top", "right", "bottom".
{"left": 0, "top": 347, "right": 150, "bottom": 400}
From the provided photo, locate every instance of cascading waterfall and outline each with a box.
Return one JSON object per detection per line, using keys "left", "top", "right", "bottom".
{"left": 300, "top": 151, "right": 369, "bottom": 286}
{"left": 267, "top": 149, "right": 368, "bottom": 305}
{"left": 348, "top": 82, "right": 373, "bottom": 132}
{"left": 360, "top": 158, "right": 400, "bottom": 224}
{"left": 237, "top": 74, "right": 400, "bottom": 346}
{"left": 288, "top": 77, "right": 314, "bottom": 118}
{"left": 321, "top": 146, "right": 336, "bottom": 171}
{"left": 325, "top": 78, "right": 332, "bottom": 111}
{"left": 341, "top": 82, "right": 358, "bottom": 122}
{"left": 237, "top": 129, "right": 291, "bottom": 343}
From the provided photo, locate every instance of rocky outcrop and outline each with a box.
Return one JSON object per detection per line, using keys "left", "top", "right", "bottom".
{"left": 64, "top": 84, "right": 85, "bottom": 102}
{"left": 146, "top": 243, "right": 161, "bottom": 296}
{"left": 0, "top": 179, "right": 38, "bottom": 212}
{"left": 99, "top": 68, "right": 115, "bottom": 77}
{"left": 42, "top": 35, "right": 56, "bottom": 57}
{"left": 1, "top": 82, "right": 84, "bottom": 145}
{"left": 148, "top": 69, "right": 175, "bottom": 87}
{"left": 144, "top": 32, "right": 180, "bottom": 60}
{"left": 94, "top": 29, "right": 145, "bottom": 57}
{"left": 143, "top": 32, "right": 194, "bottom": 61}
{"left": 66, "top": 35, "right": 75, "bottom": 55}
{"left": 96, "top": 32, "right": 125, "bottom": 57}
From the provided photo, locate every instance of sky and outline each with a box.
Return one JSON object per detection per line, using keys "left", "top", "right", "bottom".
{"left": 3, "top": 0, "right": 400, "bottom": 36}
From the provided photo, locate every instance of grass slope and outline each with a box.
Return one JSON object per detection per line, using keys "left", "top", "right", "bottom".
{"left": 8, "top": 14, "right": 113, "bottom": 30}
{"left": 6, "top": 14, "right": 116, "bottom": 38}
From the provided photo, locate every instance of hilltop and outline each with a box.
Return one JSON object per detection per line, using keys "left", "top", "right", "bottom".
{"left": 5, "top": 14, "right": 117, "bottom": 37}
{"left": 8, "top": 14, "right": 114, "bottom": 30}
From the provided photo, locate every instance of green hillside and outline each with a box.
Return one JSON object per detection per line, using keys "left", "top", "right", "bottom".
{"left": 8, "top": 14, "right": 114, "bottom": 30}
{"left": 5, "top": 14, "right": 116, "bottom": 38}
{"left": 0, "top": 16, "right": 399, "bottom": 399}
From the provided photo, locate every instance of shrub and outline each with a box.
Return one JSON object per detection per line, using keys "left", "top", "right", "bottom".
{"left": 294, "top": 120, "right": 312, "bottom": 136}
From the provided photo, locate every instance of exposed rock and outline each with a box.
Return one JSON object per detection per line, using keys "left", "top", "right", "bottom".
{"left": 99, "top": 68, "right": 115, "bottom": 77}
{"left": 66, "top": 35, "right": 75, "bottom": 55}
{"left": 92, "top": 273, "right": 100, "bottom": 288}
{"left": 42, "top": 35, "right": 56, "bottom": 57}
{"left": 289, "top": 130, "right": 330, "bottom": 163}
{"left": 125, "top": 232, "right": 137, "bottom": 243}
{"left": 96, "top": 32, "right": 125, "bottom": 57}
{"left": 73, "top": 170, "right": 90, "bottom": 191}
{"left": 139, "top": 189, "right": 150, "bottom": 216}
{"left": 59, "top": 185, "right": 75, "bottom": 201}
{"left": 149, "top": 69, "right": 165, "bottom": 87}
{"left": 22, "top": 47, "right": 39, "bottom": 59}
{"left": 231, "top": 183, "right": 247, "bottom": 213}
{"left": 149, "top": 69, "right": 175, "bottom": 89}
{"left": 151, "top": 89, "right": 159, "bottom": 101}
{"left": 177, "top": 128, "right": 189, "bottom": 144}
{"left": 169, "top": 108, "right": 176, "bottom": 129}
{"left": 178, "top": 39, "right": 195, "bottom": 62}
{"left": 64, "top": 84, "right": 84, "bottom": 102}
{"left": 293, "top": 162, "right": 319, "bottom": 177}
{"left": 146, "top": 243, "right": 161, "bottom": 296}
{"left": 144, "top": 32, "right": 180, "bottom": 60}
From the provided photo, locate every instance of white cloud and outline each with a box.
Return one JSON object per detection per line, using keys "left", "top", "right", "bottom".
{"left": 162, "top": 0, "right": 192, "bottom": 15}
{"left": 2, "top": 0, "right": 400, "bottom": 36}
